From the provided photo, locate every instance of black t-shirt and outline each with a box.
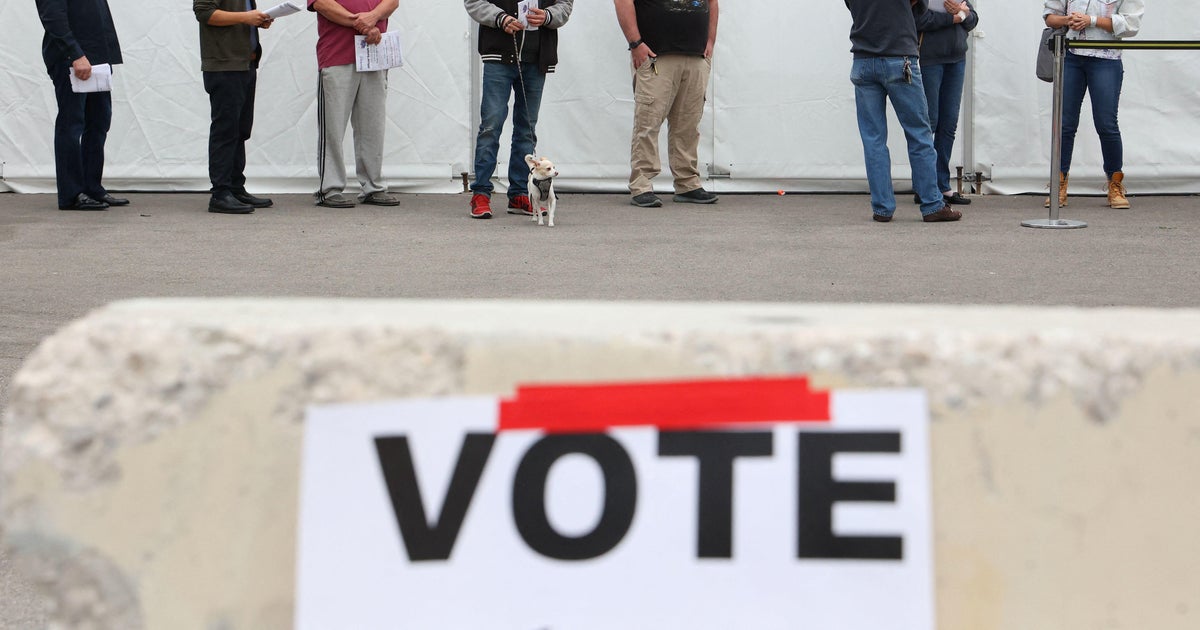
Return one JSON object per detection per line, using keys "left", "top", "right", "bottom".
{"left": 635, "top": 0, "right": 710, "bottom": 56}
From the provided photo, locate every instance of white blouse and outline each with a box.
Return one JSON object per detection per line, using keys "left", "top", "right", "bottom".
{"left": 1043, "top": 0, "right": 1145, "bottom": 59}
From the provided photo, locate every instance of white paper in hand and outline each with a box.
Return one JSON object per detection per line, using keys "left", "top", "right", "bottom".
{"left": 355, "top": 31, "right": 403, "bottom": 72}
{"left": 264, "top": 0, "right": 302, "bottom": 19}
{"left": 517, "top": 0, "right": 539, "bottom": 31}
{"left": 68, "top": 63, "right": 112, "bottom": 93}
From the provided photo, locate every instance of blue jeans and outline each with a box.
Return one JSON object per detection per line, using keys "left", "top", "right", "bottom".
{"left": 472, "top": 62, "right": 545, "bottom": 198}
{"left": 1060, "top": 52, "right": 1124, "bottom": 177}
{"left": 49, "top": 61, "right": 113, "bottom": 208}
{"left": 920, "top": 60, "right": 966, "bottom": 194}
{"left": 850, "top": 57, "right": 941, "bottom": 217}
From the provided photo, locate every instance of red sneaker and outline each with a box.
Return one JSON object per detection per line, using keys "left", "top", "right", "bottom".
{"left": 469, "top": 193, "right": 492, "bottom": 219}
{"left": 507, "top": 194, "right": 536, "bottom": 216}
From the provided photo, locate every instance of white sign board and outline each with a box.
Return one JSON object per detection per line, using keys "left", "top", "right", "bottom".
{"left": 296, "top": 377, "right": 934, "bottom": 629}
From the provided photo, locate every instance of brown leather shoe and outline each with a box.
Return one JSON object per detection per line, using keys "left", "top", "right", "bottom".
{"left": 922, "top": 205, "right": 962, "bottom": 222}
{"left": 872, "top": 213, "right": 892, "bottom": 222}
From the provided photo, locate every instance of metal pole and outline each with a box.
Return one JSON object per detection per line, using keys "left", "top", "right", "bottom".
{"left": 1023, "top": 32, "right": 1086, "bottom": 229}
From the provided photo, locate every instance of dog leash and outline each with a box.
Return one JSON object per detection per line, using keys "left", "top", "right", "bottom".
{"left": 511, "top": 29, "right": 537, "bottom": 155}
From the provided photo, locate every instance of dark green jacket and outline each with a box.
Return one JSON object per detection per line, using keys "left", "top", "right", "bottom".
{"left": 193, "top": 0, "right": 262, "bottom": 72}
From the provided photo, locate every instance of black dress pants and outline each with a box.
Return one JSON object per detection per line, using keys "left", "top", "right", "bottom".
{"left": 203, "top": 70, "right": 257, "bottom": 195}
{"left": 49, "top": 62, "right": 112, "bottom": 208}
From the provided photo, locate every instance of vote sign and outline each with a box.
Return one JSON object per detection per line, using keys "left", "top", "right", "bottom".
{"left": 296, "top": 377, "right": 933, "bottom": 629}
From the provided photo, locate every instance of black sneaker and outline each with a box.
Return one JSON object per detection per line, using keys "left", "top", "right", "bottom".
{"left": 673, "top": 188, "right": 718, "bottom": 204}
{"left": 630, "top": 192, "right": 662, "bottom": 208}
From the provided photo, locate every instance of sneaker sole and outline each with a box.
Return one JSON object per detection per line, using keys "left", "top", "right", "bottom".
{"left": 362, "top": 199, "right": 400, "bottom": 206}
{"left": 672, "top": 195, "right": 718, "bottom": 204}
{"left": 316, "top": 201, "right": 356, "bottom": 208}
{"left": 630, "top": 198, "right": 663, "bottom": 208}
{"left": 507, "top": 209, "right": 546, "bottom": 216}
{"left": 470, "top": 212, "right": 493, "bottom": 219}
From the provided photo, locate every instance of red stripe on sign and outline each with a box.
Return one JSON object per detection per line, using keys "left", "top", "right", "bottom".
{"left": 497, "top": 377, "right": 831, "bottom": 433}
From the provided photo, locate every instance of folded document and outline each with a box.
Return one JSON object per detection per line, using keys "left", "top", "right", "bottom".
{"left": 355, "top": 31, "right": 403, "bottom": 72}
{"left": 264, "top": 0, "right": 302, "bottom": 19}
{"left": 68, "top": 63, "right": 112, "bottom": 93}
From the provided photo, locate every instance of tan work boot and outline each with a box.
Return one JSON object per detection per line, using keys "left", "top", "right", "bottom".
{"left": 1044, "top": 172, "right": 1068, "bottom": 208}
{"left": 1108, "top": 171, "right": 1130, "bottom": 209}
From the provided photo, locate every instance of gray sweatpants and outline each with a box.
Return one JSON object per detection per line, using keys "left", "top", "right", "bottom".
{"left": 317, "top": 64, "right": 389, "bottom": 198}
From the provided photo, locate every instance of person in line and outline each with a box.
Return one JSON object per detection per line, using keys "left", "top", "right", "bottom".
{"left": 193, "top": 0, "right": 275, "bottom": 214}
{"left": 36, "top": 0, "right": 127, "bottom": 211}
{"left": 915, "top": 0, "right": 978, "bottom": 207}
{"left": 614, "top": 0, "right": 719, "bottom": 208}
{"left": 465, "top": 0, "right": 574, "bottom": 220}
{"left": 1042, "top": 0, "right": 1143, "bottom": 209}
{"left": 309, "top": 0, "right": 402, "bottom": 209}
{"left": 843, "top": 0, "right": 960, "bottom": 223}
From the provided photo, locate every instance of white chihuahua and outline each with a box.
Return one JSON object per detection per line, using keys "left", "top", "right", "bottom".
{"left": 524, "top": 154, "right": 558, "bottom": 227}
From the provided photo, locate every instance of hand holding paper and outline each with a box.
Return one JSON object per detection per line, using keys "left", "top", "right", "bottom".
{"left": 355, "top": 31, "right": 403, "bottom": 72}
{"left": 518, "top": 0, "right": 541, "bottom": 31}
{"left": 69, "top": 63, "right": 112, "bottom": 93}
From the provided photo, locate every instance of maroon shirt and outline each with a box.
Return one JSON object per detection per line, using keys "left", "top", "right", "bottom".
{"left": 309, "top": 0, "right": 388, "bottom": 68}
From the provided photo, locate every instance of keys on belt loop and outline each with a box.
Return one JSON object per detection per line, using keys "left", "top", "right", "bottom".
{"left": 903, "top": 57, "right": 912, "bottom": 84}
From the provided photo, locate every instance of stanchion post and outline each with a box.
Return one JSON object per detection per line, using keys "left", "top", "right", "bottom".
{"left": 1023, "top": 31, "right": 1087, "bottom": 229}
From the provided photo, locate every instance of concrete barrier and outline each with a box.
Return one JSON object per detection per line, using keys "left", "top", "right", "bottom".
{"left": 3, "top": 298, "right": 1200, "bottom": 629}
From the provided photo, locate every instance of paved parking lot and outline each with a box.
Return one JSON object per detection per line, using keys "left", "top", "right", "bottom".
{"left": 2, "top": 189, "right": 1199, "bottom": 626}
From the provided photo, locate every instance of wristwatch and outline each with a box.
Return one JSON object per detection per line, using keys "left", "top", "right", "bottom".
{"left": 628, "top": 38, "right": 643, "bottom": 51}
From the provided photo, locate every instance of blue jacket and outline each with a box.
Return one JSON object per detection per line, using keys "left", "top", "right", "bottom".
{"left": 36, "top": 0, "right": 123, "bottom": 73}
{"left": 915, "top": 4, "right": 979, "bottom": 65}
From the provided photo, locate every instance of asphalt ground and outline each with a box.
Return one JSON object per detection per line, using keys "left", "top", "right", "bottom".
{"left": 4, "top": 189, "right": 1200, "bottom": 405}
{"left": 2, "top": 188, "right": 1199, "bottom": 626}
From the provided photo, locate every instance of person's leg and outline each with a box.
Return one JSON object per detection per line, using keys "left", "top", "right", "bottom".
{"left": 1058, "top": 53, "right": 1088, "bottom": 176}
{"left": 920, "top": 62, "right": 945, "bottom": 192}
{"left": 507, "top": 63, "right": 546, "bottom": 200}
{"left": 1085, "top": 57, "right": 1124, "bottom": 177}
{"left": 203, "top": 71, "right": 248, "bottom": 195}
{"left": 851, "top": 58, "right": 895, "bottom": 217}
{"left": 934, "top": 60, "right": 966, "bottom": 195}
{"left": 472, "top": 63, "right": 517, "bottom": 196}
{"left": 350, "top": 69, "right": 389, "bottom": 197}
{"left": 80, "top": 90, "right": 113, "bottom": 200}
{"left": 888, "top": 59, "right": 941, "bottom": 215}
{"left": 317, "top": 64, "right": 356, "bottom": 198}
{"left": 231, "top": 70, "right": 257, "bottom": 193}
{"left": 629, "top": 56, "right": 671, "bottom": 197}
{"left": 664, "top": 55, "right": 710, "bottom": 194}
{"left": 50, "top": 65, "right": 87, "bottom": 207}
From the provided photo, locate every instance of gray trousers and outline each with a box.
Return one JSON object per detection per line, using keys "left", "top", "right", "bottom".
{"left": 317, "top": 64, "right": 388, "bottom": 198}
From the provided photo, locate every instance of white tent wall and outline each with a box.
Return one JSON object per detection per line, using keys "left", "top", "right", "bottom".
{"left": 2, "top": 1, "right": 1198, "bottom": 195}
